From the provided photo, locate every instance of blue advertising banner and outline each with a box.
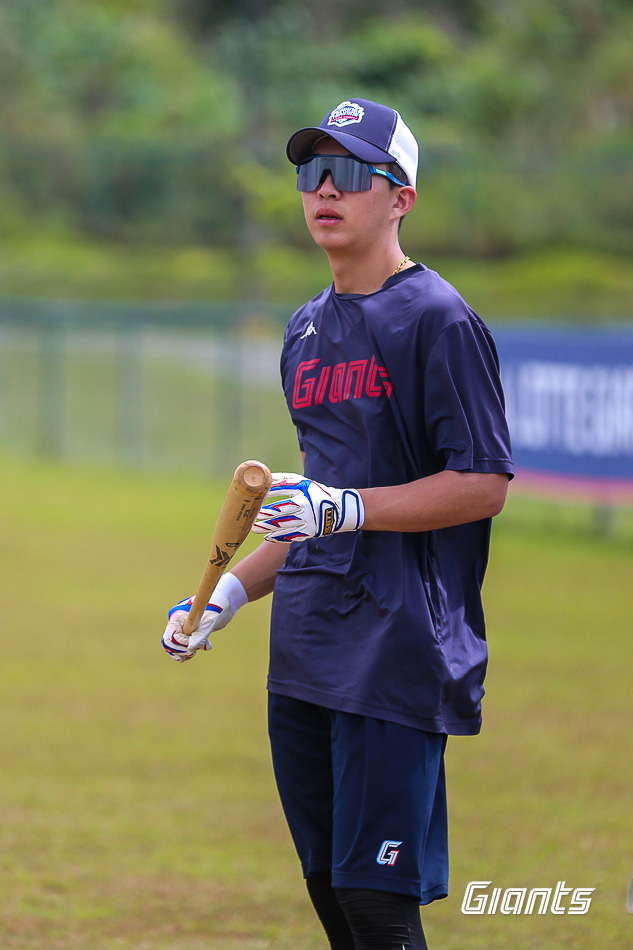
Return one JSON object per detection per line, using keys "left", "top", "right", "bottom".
{"left": 494, "top": 327, "right": 633, "bottom": 501}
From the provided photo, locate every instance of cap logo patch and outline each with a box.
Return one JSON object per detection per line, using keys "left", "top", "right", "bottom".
{"left": 328, "top": 100, "right": 365, "bottom": 128}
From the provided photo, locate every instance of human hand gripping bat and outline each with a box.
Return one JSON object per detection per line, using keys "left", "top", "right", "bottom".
{"left": 252, "top": 473, "right": 364, "bottom": 542}
{"left": 161, "top": 460, "right": 272, "bottom": 662}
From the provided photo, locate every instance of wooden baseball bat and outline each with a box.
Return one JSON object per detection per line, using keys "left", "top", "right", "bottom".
{"left": 182, "top": 460, "right": 272, "bottom": 637}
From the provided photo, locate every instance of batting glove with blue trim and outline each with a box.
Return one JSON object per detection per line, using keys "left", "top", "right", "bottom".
{"left": 252, "top": 473, "right": 364, "bottom": 543}
{"left": 161, "top": 572, "right": 248, "bottom": 662}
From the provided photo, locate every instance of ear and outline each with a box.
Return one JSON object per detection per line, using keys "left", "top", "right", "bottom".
{"left": 392, "top": 185, "right": 417, "bottom": 222}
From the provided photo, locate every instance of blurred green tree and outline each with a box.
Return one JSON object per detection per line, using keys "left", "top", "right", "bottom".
{"left": 0, "top": 0, "right": 631, "bottom": 257}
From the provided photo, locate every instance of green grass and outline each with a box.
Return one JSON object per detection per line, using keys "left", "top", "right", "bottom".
{"left": 0, "top": 455, "right": 631, "bottom": 948}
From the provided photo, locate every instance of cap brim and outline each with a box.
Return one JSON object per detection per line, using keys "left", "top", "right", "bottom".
{"left": 287, "top": 127, "right": 393, "bottom": 167}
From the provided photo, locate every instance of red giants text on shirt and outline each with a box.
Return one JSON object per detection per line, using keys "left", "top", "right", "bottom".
{"left": 293, "top": 357, "right": 393, "bottom": 409}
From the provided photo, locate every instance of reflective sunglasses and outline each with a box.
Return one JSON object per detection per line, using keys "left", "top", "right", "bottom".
{"left": 296, "top": 154, "right": 405, "bottom": 192}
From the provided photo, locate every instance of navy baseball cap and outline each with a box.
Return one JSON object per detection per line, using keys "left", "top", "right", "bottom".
{"left": 287, "top": 98, "right": 418, "bottom": 187}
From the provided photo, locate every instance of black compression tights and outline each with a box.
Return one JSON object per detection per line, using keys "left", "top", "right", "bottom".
{"left": 306, "top": 873, "right": 429, "bottom": 950}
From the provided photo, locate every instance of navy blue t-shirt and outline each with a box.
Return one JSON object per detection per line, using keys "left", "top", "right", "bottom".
{"left": 268, "top": 264, "right": 513, "bottom": 735}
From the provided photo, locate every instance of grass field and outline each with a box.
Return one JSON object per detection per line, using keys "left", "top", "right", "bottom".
{"left": 1, "top": 454, "right": 631, "bottom": 949}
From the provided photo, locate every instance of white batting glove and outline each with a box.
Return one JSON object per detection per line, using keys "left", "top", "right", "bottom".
{"left": 161, "top": 572, "right": 248, "bottom": 662}
{"left": 252, "top": 473, "right": 364, "bottom": 543}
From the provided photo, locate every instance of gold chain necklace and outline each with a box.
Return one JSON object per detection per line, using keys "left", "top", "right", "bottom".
{"left": 390, "top": 256, "right": 411, "bottom": 276}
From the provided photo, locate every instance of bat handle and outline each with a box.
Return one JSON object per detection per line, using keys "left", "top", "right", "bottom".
{"left": 182, "top": 460, "right": 272, "bottom": 637}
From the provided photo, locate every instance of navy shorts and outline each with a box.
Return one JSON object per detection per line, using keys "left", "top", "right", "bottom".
{"left": 268, "top": 693, "right": 449, "bottom": 904}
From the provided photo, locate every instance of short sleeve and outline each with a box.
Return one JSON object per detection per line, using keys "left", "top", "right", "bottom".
{"left": 424, "top": 318, "right": 514, "bottom": 477}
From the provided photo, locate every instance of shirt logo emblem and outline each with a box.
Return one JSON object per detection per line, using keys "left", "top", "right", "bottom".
{"left": 300, "top": 321, "right": 318, "bottom": 339}
{"left": 328, "top": 100, "right": 365, "bottom": 128}
{"left": 376, "top": 840, "right": 402, "bottom": 866}
{"left": 293, "top": 356, "right": 392, "bottom": 409}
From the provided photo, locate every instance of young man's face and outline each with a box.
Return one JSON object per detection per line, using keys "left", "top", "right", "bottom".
{"left": 300, "top": 138, "right": 411, "bottom": 256}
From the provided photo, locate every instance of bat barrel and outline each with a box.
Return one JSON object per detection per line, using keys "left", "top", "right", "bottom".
{"left": 235, "top": 460, "right": 273, "bottom": 495}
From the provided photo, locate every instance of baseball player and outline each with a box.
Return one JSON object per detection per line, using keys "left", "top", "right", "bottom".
{"left": 163, "top": 98, "right": 514, "bottom": 949}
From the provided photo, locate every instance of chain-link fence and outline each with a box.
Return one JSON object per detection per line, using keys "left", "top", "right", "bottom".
{"left": 0, "top": 298, "right": 300, "bottom": 479}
